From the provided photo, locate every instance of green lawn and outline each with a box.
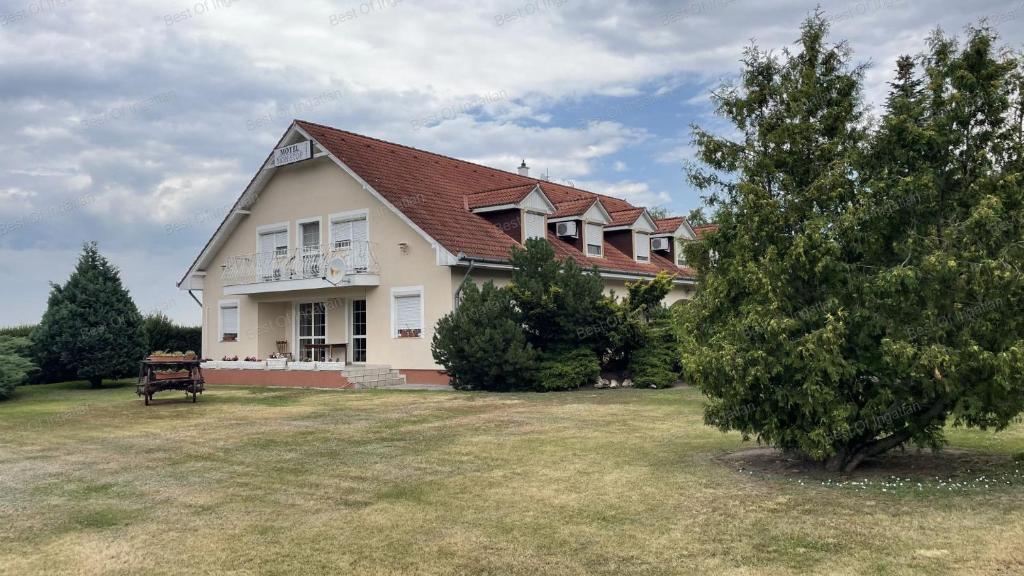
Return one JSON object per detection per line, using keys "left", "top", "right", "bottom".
{"left": 1, "top": 382, "right": 1022, "bottom": 575}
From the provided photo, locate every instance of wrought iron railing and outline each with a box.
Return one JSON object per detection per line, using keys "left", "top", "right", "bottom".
{"left": 221, "top": 242, "right": 380, "bottom": 287}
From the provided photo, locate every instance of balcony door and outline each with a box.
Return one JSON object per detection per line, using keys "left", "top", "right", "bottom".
{"left": 330, "top": 215, "right": 369, "bottom": 272}
{"left": 351, "top": 299, "right": 367, "bottom": 363}
{"left": 299, "top": 220, "right": 321, "bottom": 279}
{"left": 297, "top": 302, "right": 326, "bottom": 361}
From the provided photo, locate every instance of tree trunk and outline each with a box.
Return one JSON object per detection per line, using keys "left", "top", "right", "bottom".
{"left": 89, "top": 377, "right": 103, "bottom": 389}
{"left": 826, "top": 399, "right": 948, "bottom": 473}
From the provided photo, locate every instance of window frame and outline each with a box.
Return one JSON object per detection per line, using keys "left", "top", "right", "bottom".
{"left": 256, "top": 222, "right": 290, "bottom": 255}
{"left": 585, "top": 222, "right": 604, "bottom": 258}
{"left": 390, "top": 286, "right": 425, "bottom": 339}
{"left": 295, "top": 216, "right": 323, "bottom": 251}
{"left": 328, "top": 209, "right": 370, "bottom": 250}
{"left": 218, "top": 299, "right": 240, "bottom": 343}
{"left": 522, "top": 211, "right": 547, "bottom": 242}
{"left": 635, "top": 232, "right": 651, "bottom": 263}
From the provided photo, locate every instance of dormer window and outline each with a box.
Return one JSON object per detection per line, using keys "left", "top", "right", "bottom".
{"left": 635, "top": 232, "right": 650, "bottom": 262}
{"left": 585, "top": 223, "right": 604, "bottom": 257}
{"left": 676, "top": 242, "right": 687, "bottom": 266}
{"left": 523, "top": 211, "right": 547, "bottom": 241}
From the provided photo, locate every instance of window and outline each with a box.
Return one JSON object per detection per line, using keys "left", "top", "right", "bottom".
{"left": 258, "top": 228, "right": 288, "bottom": 256}
{"left": 635, "top": 233, "right": 650, "bottom": 262}
{"left": 330, "top": 215, "right": 368, "bottom": 249}
{"left": 219, "top": 300, "right": 239, "bottom": 342}
{"left": 297, "top": 302, "right": 326, "bottom": 361}
{"left": 352, "top": 299, "right": 367, "bottom": 362}
{"left": 298, "top": 220, "right": 322, "bottom": 278}
{"left": 523, "top": 212, "right": 546, "bottom": 241}
{"left": 585, "top": 223, "right": 603, "bottom": 257}
{"left": 392, "top": 287, "right": 423, "bottom": 338}
{"left": 676, "top": 241, "right": 687, "bottom": 266}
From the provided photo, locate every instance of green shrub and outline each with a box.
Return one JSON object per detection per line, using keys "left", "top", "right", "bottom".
{"left": 538, "top": 348, "right": 600, "bottom": 391}
{"left": 0, "top": 325, "right": 36, "bottom": 338}
{"left": 143, "top": 313, "right": 202, "bottom": 354}
{"left": 0, "top": 336, "right": 39, "bottom": 396}
{"left": 432, "top": 281, "right": 539, "bottom": 392}
{"left": 629, "top": 317, "right": 681, "bottom": 389}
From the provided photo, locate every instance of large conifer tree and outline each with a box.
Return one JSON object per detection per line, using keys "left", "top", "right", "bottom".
{"left": 33, "top": 242, "right": 148, "bottom": 387}
{"left": 681, "top": 15, "right": 1023, "bottom": 471}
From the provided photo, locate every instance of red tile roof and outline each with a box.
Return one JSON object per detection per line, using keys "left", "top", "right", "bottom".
{"left": 655, "top": 217, "right": 686, "bottom": 234}
{"left": 294, "top": 120, "right": 693, "bottom": 280}
{"left": 608, "top": 207, "right": 646, "bottom": 227}
{"left": 551, "top": 197, "right": 598, "bottom": 218}
{"left": 693, "top": 224, "right": 719, "bottom": 238}
{"left": 464, "top": 183, "right": 537, "bottom": 210}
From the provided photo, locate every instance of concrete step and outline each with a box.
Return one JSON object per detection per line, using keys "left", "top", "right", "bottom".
{"left": 353, "top": 374, "right": 408, "bottom": 389}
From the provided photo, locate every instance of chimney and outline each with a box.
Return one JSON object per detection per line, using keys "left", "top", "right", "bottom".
{"left": 518, "top": 160, "right": 529, "bottom": 177}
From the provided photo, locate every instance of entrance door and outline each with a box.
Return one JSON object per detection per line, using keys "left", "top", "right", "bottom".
{"left": 351, "top": 299, "right": 367, "bottom": 363}
{"left": 297, "top": 302, "right": 326, "bottom": 361}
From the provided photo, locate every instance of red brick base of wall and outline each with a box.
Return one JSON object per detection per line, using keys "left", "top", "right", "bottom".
{"left": 398, "top": 369, "right": 452, "bottom": 386}
{"left": 203, "top": 369, "right": 353, "bottom": 389}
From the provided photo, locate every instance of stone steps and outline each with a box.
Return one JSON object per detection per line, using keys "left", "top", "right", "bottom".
{"left": 342, "top": 365, "right": 407, "bottom": 389}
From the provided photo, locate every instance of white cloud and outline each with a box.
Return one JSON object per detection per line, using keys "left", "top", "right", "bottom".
{"left": 576, "top": 179, "right": 673, "bottom": 208}
{"left": 1, "top": 0, "right": 1022, "bottom": 325}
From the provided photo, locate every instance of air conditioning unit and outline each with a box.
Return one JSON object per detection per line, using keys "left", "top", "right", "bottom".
{"left": 651, "top": 237, "right": 671, "bottom": 251}
{"left": 555, "top": 221, "right": 578, "bottom": 238}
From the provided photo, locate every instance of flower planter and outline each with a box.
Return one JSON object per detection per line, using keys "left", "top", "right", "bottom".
{"left": 153, "top": 370, "right": 191, "bottom": 381}
{"left": 148, "top": 354, "right": 196, "bottom": 363}
{"left": 201, "top": 361, "right": 226, "bottom": 369}
{"left": 398, "top": 329, "right": 422, "bottom": 338}
{"left": 266, "top": 358, "right": 289, "bottom": 370}
{"left": 315, "top": 361, "right": 346, "bottom": 371}
{"left": 238, "top": 361, "right": 266, "bottom": 370}
{"left": 288, "top": 362, "right": 316, "bottom": 371}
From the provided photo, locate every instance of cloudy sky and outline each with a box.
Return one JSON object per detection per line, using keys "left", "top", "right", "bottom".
{"left": 0, "top": 0, "right": 1021, "bottom": 326}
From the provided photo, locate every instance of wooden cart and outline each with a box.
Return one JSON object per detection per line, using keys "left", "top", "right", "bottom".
{"left": 137, "top": 359, "right": 205, "bottom": 405}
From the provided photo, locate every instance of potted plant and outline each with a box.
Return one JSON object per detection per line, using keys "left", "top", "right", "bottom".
{"left": 266, "top": 353, "right": 288, "bottom": 370}
{"left": 148, "top": 350, "right": 192, "bottom": 362}
{"left": 239, "top": 356, "right": 266, "bottom": 370}
{"left": 398, "top": 328, "right": 422, "bottom": 338}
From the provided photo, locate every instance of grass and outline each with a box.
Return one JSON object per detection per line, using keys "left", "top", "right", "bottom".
{"left": 0, "top": 382, "right": 1022, "bottom": 575}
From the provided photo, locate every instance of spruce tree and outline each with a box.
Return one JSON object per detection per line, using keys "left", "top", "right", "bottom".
{"left": 682, "top": 14, "right": 1024, "bottom": 472}
{"left": 33, "top": 243, "right": 148, "bottom": 388}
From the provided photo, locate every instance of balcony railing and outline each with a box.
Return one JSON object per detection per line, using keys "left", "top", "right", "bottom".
{"left": 221, "top": 242, "right": 380, "bottom": 287}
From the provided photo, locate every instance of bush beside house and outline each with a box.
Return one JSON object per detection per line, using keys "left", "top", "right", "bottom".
{"left": 432, "top": 281, "right": 540, "bottom": 392}
{"left": 433, "top": 239, "right": 683, "bottom": 392}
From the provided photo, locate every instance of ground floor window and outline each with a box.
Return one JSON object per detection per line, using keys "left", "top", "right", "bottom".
{"left": 392, "top": 287, "right": 423, "bottom": 338}
{"left": 298, "top": 302, "right": 326, "bottom": 361}
{"left": 219, "top": 300, "right": 239, "bottom": 342}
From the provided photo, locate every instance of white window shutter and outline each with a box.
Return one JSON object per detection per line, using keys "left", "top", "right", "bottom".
{"left": 586, "top": 223, "right": 603, "bottom": 255}
{"left": 332, "top": 220, "right": 352, "bottom": 246}
{"left": 259, "top": 232, "right": 275, "bottom": 254}
{"left": 221, "top": 306, "right": 239, "bottom": 335}
{"left": 395, "top": 294, "right": 422, "bottom": 335}
{"left": 524, "top": 212, "right": 546, "bottom": 240}
{"left": 636, "top": 233, "right": 650, "bottom": 261}
{"left": 352, "top": 218, "right": 368, "bottom": 243}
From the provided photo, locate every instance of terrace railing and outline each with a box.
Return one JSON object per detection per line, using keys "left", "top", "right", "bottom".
{"left": 221, "top": 242, "right": 380, "bottom": 287}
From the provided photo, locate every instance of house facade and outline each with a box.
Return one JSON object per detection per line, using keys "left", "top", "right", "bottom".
{"left": 179, "top": 120, "right": 701, "bottom": 384}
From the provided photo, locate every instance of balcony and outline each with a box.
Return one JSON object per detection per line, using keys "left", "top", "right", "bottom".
{"left": 221, "top": 242, "right": 380, "bottom": 295}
